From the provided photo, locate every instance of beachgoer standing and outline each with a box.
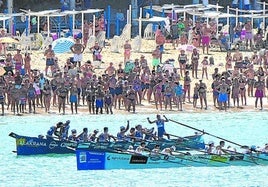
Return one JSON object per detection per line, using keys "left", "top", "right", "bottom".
{"left": 70, "top": 38, "right": 85, "bottom": 68}
{"left": 44, "top": 45, "right": 55, "bottom": 76}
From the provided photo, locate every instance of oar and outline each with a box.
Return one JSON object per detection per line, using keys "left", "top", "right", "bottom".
{"left": 115, "top": 148, "right": 191, "bottom": 166}
{"left": 222, "top": 148, "right": 268, "bottom": 163}
{"left": 169, "top": 119, "right": 246, "bottom": 148}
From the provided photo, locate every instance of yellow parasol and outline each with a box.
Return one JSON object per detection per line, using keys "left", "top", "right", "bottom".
{"left": 0, "top": 66, "right": 6, "bottom": 76}
{"left": 0, "top": 37, "right": 19, "bottom": 44}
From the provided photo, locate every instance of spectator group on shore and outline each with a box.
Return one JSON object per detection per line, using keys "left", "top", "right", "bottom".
{"left": 0, "top": 17, "right": 268, "bottom": 116}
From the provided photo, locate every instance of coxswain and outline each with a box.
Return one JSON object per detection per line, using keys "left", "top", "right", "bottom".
{"left": 117, "top": 120, "right": 130, "bottom": 141}
{"left": 97, "top": 127, "right": 116, "bottom": 142}
{"left": 147, "top": 115, "right": 170, "bottom": 139}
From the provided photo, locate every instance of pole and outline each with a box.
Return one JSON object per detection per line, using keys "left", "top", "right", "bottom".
{"left": 81, "top": 12, "right": 84, "bottom": 39}
{"left": 116, "top": 16, "right": 119, "bottom": 36}
{"left": 235, "top": 8, "right": 238, "bottom": 27}
{"left": 107, "top": 5, "right": 111, "bottom": 39}
{"left": 37, "top": 16, "right": 40, "bottom": 33}
{"left": 129, "top": 4, "right": 132, "bottom": 38}
{"left": 47, "top": 15, "right": 50, "bottom": 37}
{"left": 139, "top": 7, "right": 142, "bottom": 37}
{"left": 7, "top": 0, "right": 13, "bottom": 34}
{"left": 263, "top": 2, "right": 266, "bottom": 31}
{"left": 93, "top": 14, "right": 96, "bottom": 37}
{"left": 227, "top": 6, "right": 230, "bottom": 28}
{"left": 72, "top": 11, "right": 75, "bottom": 37}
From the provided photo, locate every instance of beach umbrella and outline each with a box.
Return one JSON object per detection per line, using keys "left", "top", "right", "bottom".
{"left": 0, "top": 37, "right": 19, "bottom": 44}
{"left": 0, "top": 66, "right": 6, "bottom": 76}
{"left": 52, "top": 38, "right": 74, "bottom": 54}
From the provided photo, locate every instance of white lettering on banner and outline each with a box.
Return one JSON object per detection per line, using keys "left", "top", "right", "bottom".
{"left": 49, "top": 141, "right": 58, "bottom": 149}
{"left": 25, "top": 139, "right": 47, "bottom": 147}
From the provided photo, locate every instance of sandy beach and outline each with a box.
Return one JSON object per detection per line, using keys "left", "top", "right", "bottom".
{"left": 2, "top": 38, "right": 268, "bottom": 116}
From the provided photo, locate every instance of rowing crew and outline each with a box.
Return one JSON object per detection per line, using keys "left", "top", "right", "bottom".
{"left": 205, "top": 140, "right": 268, "bottom": 155}
{"left": 126, "top": 142, "right": 177, "bottom": 156}
{"left": 45, "top": 115, "right": 171, "bottom": 142}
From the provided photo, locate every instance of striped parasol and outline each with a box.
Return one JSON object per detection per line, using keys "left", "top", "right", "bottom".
{"left": 52, "top": 38, "right": 74, "bottom": 54}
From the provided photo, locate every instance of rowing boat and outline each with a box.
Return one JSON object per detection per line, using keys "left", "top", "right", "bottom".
{"left": 77, "top": 134, "right": 205, "bottom": 151}
{"left": 9, "top": 132, "right": 205, "bottom": 155}
{"left": 76, "top": 150, "right": 268, "bottom": 170}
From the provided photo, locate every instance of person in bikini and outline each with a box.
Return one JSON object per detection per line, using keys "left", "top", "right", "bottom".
{"left": 124, "top": 40, "right": 132, "bottom": 63}
{"left": 254, "top": 76, "right": 265, "bottom": 110}
{"left": 191, "top": 48, "right": 199, "bottom": 79}
{"left": 56, "top": 83, "right": 68, "bottom": 114}
{"left": 90, "top": 42, "right": 102, "bottom": 62}
{"left": 153, "top": 80, "right": 163, "bottom": 110}
{"left": 183, "top": 71, "right": 191, "bottom": 103}
{"left": 239, "top": 74, "right": 247, "bottom": 105}
{"left": 244, "top": 20, "right": 253, "bottom": 49}
{"left": 198, "top": 80, "right": 207, "bottom": 110}
{"left": 178, "top": 49, "right": 187, "bottom": 77}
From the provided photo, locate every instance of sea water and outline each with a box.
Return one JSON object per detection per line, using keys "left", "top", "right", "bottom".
{"left": 0, "top": 112, "right": 268, "bottom": 187}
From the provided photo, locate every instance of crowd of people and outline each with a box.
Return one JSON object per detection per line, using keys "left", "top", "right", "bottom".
{"left": 0, "top": 16, "right": 268, "bottom": 116}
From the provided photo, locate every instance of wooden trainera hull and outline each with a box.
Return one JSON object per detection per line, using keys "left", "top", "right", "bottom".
{"left": 76, "top": 151, "right": 268, "bottom": 170}
{"left": 9, "top": 132, "right": 204, "bottom": 155}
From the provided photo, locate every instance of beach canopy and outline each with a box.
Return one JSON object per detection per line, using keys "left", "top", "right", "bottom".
{"left": 141, "top": 16, "right": 169, "bottom": 22}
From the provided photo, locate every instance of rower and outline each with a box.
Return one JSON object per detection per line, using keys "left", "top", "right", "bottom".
{"left": 205, "top": 141, "right": 215, "bottom": 154}
{"left": 126, "top": 127, "right": 136, "bottom": 141}
{"left": 78, "top": 128, "right": 89, "bottom": 142}
{"left": 61, "top": 120, "right": 70, "bottom": 140}
{"left": 97, "top": 127, "right": 116, "bottom": 142}
{"left": 88, "top": 129, "right": 99, "bottom": 142}
{"left": 261, "top": 143, "right": 268, "bottom": 153}
{"left": 147, "top": 115, "right": 170, "bottom": 140}
{"left": 127, "top": 145, "right": 135, "bottom": 153}
{"left": 116, "top": 120, "right": 130, "bottom": 141}
{"left": 68, "top": 129, "right": 78, "bottom": 141}
{"left": 214, "top": 141, "right": 227, "bottom": 155}
{"left": 135, "top": 142, "right": 148, "bottom": 154}
{"left": 46, "top": 122, "right": 63, "bottom": 139}
{"left": 150, "top": 144, "right": 161, "bottom": 155}
{"left": 161, "top": 145, "right": 176, "bottom": 156}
